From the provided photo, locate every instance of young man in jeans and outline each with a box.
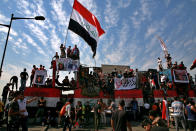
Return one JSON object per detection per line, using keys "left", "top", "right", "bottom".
{"left": 171, "top": 97, "right": 187, "bottom": 131}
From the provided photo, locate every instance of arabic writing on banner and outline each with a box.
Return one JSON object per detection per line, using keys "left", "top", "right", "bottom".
{"left": 115, "top": 77, "right": 136, "bottom": 90}
{"left": 33, "top": 70, "right": 47, "bottom": 85}
{"left": 173, "top": 69, "right": 189, "bottom": 83}
{"left": 56, "top": 58, "right": 80, "bottom": 71}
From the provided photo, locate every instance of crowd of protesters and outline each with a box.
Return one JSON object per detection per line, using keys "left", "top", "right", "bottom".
{"left": 0, "top": 92, "right": 196, "bottom": 131}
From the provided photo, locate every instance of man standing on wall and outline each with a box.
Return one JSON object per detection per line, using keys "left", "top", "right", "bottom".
{"left": 20, "top": 68, "right": 29, "bottom": 91}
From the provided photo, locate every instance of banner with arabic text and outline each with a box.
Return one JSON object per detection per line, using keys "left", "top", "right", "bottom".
{"left": 115, "top": 77, "right": 136, "bottom": 90}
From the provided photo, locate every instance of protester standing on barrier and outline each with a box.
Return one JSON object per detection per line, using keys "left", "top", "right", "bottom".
{"left": 10, "top": 76, "right": 18, "bottom": 91}
{"left": 111, "top": 99, "right": 132, "bottom": 131}
{"left": 20, "top": 68, "right": 29, "bottom": 91}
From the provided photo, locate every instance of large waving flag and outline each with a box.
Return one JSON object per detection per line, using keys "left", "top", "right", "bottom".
{"left": 68, "top": 0, "right": 105, "bottom": 58}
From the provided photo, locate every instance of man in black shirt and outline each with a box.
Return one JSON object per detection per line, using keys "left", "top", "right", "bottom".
{"left": 20, "top": 68, "right": 29, "bottom": 91}
{"left": 2, "top": 83, "right": 10, "bottom": 105}
{"left": 94, "top": 99, "right": 102, "bottom": 131}
{"left": 35, "top": 97, "right": 46, "bottom": 125}
{"left": 10, "top": 76, "right": 18, "bottom": 91}
{"left": 111, "top": 100, "right": 132, "bottom": 131}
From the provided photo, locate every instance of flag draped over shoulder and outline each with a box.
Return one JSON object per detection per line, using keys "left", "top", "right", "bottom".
{"left": 68, "top": 0, "right": 105, "bottom": 58}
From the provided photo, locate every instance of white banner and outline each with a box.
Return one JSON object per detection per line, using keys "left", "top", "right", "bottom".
{"left": 115, "top": 77, "right": 136, "bottom": 90}
{"left": 56, "top": 58, "right": 79, "bottom": 71}
{"left": 33, "top": 70, "right": 47, "bottom": 85}
{"left": 173, "top": 69, "right": 189, "bottom": 83}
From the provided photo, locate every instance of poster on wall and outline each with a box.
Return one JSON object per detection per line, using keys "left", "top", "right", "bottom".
{"left": 56, "top": 58, "right": 80, "bottom": 71}
{"left": 173, "top": 69, "right": 189, "bottom": 83}
{"left": 33, "top": 70, "right": 47, "bottom": 85}
{"left": 115, "top": 77, "right": 136, "bottom": 90}
{"left": 159, "top": 69, "right": 172, "bottom": 82}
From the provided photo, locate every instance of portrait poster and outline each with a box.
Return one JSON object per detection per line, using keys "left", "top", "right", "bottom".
{"left": 56, "top": 58, "right": 80, "bottom": 71}
{"left": 33, "top": 70, "right": 47, "bottom": 85}
{"left": 173, "top": 69, "right": 189, "bottom": 83}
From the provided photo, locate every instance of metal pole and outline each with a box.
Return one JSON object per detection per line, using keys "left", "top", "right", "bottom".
{"left": 0, "top": 14, "right": 13, "bottom": 78}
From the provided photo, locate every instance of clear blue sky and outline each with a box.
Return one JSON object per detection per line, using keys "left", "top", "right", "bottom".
{"left": 0, "top": 0, "right": 196, "bottom": 94}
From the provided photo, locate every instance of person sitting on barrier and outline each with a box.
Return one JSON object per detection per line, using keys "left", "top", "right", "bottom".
{"left": 70, "top": 77, "right": 76, "bottom": 89}
{"left": 62, "top": 76, "right": 70, "bottom": 87}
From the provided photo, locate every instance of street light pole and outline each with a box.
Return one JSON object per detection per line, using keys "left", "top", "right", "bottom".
{"left": 0, "top": 14, "right": 45, "bottom": 78}
{"left": 0, "top": 14, "right": 13, "bottom": 78}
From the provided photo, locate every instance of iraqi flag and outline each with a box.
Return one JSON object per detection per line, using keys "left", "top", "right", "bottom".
{"left": 68, "top": 0, "right": 105, "bottom": 58}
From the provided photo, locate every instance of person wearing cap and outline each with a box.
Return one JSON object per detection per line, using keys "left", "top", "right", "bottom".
{"left": 111, "top": 99, "right": 132, "bottom": 131}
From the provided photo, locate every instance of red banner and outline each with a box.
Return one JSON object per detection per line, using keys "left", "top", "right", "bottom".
{"left": 188, "top": 90, "right": 196, "bottom": 97}
{"left": 74, "top": 89, "right": 143, "bottom": 98}
{"left": 24, "top": 88, "right": 61, "bottom": 97}
{"left": 153, "top": 90, "right": 178, "bottom": 98}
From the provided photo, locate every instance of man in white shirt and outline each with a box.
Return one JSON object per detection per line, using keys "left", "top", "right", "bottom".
{"left": 171, "top": 97, "right": 187, "bottom": 131}
{"left": 18, "top": 92, "right": 37, "bottom": 131}
{"left": 63, "top": 99, "right": 72, "bottom": 131}
{"left": 144, "top": 100, "right": 150, "bottom": 116}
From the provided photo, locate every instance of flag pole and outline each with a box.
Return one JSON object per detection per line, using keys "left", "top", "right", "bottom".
{"left": 64, "top": 0, "right": 75, "bottom": 46}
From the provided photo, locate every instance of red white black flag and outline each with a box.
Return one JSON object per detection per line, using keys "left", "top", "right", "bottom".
{"left": 68, "top": 0, "right": 105, "bottom": 58}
